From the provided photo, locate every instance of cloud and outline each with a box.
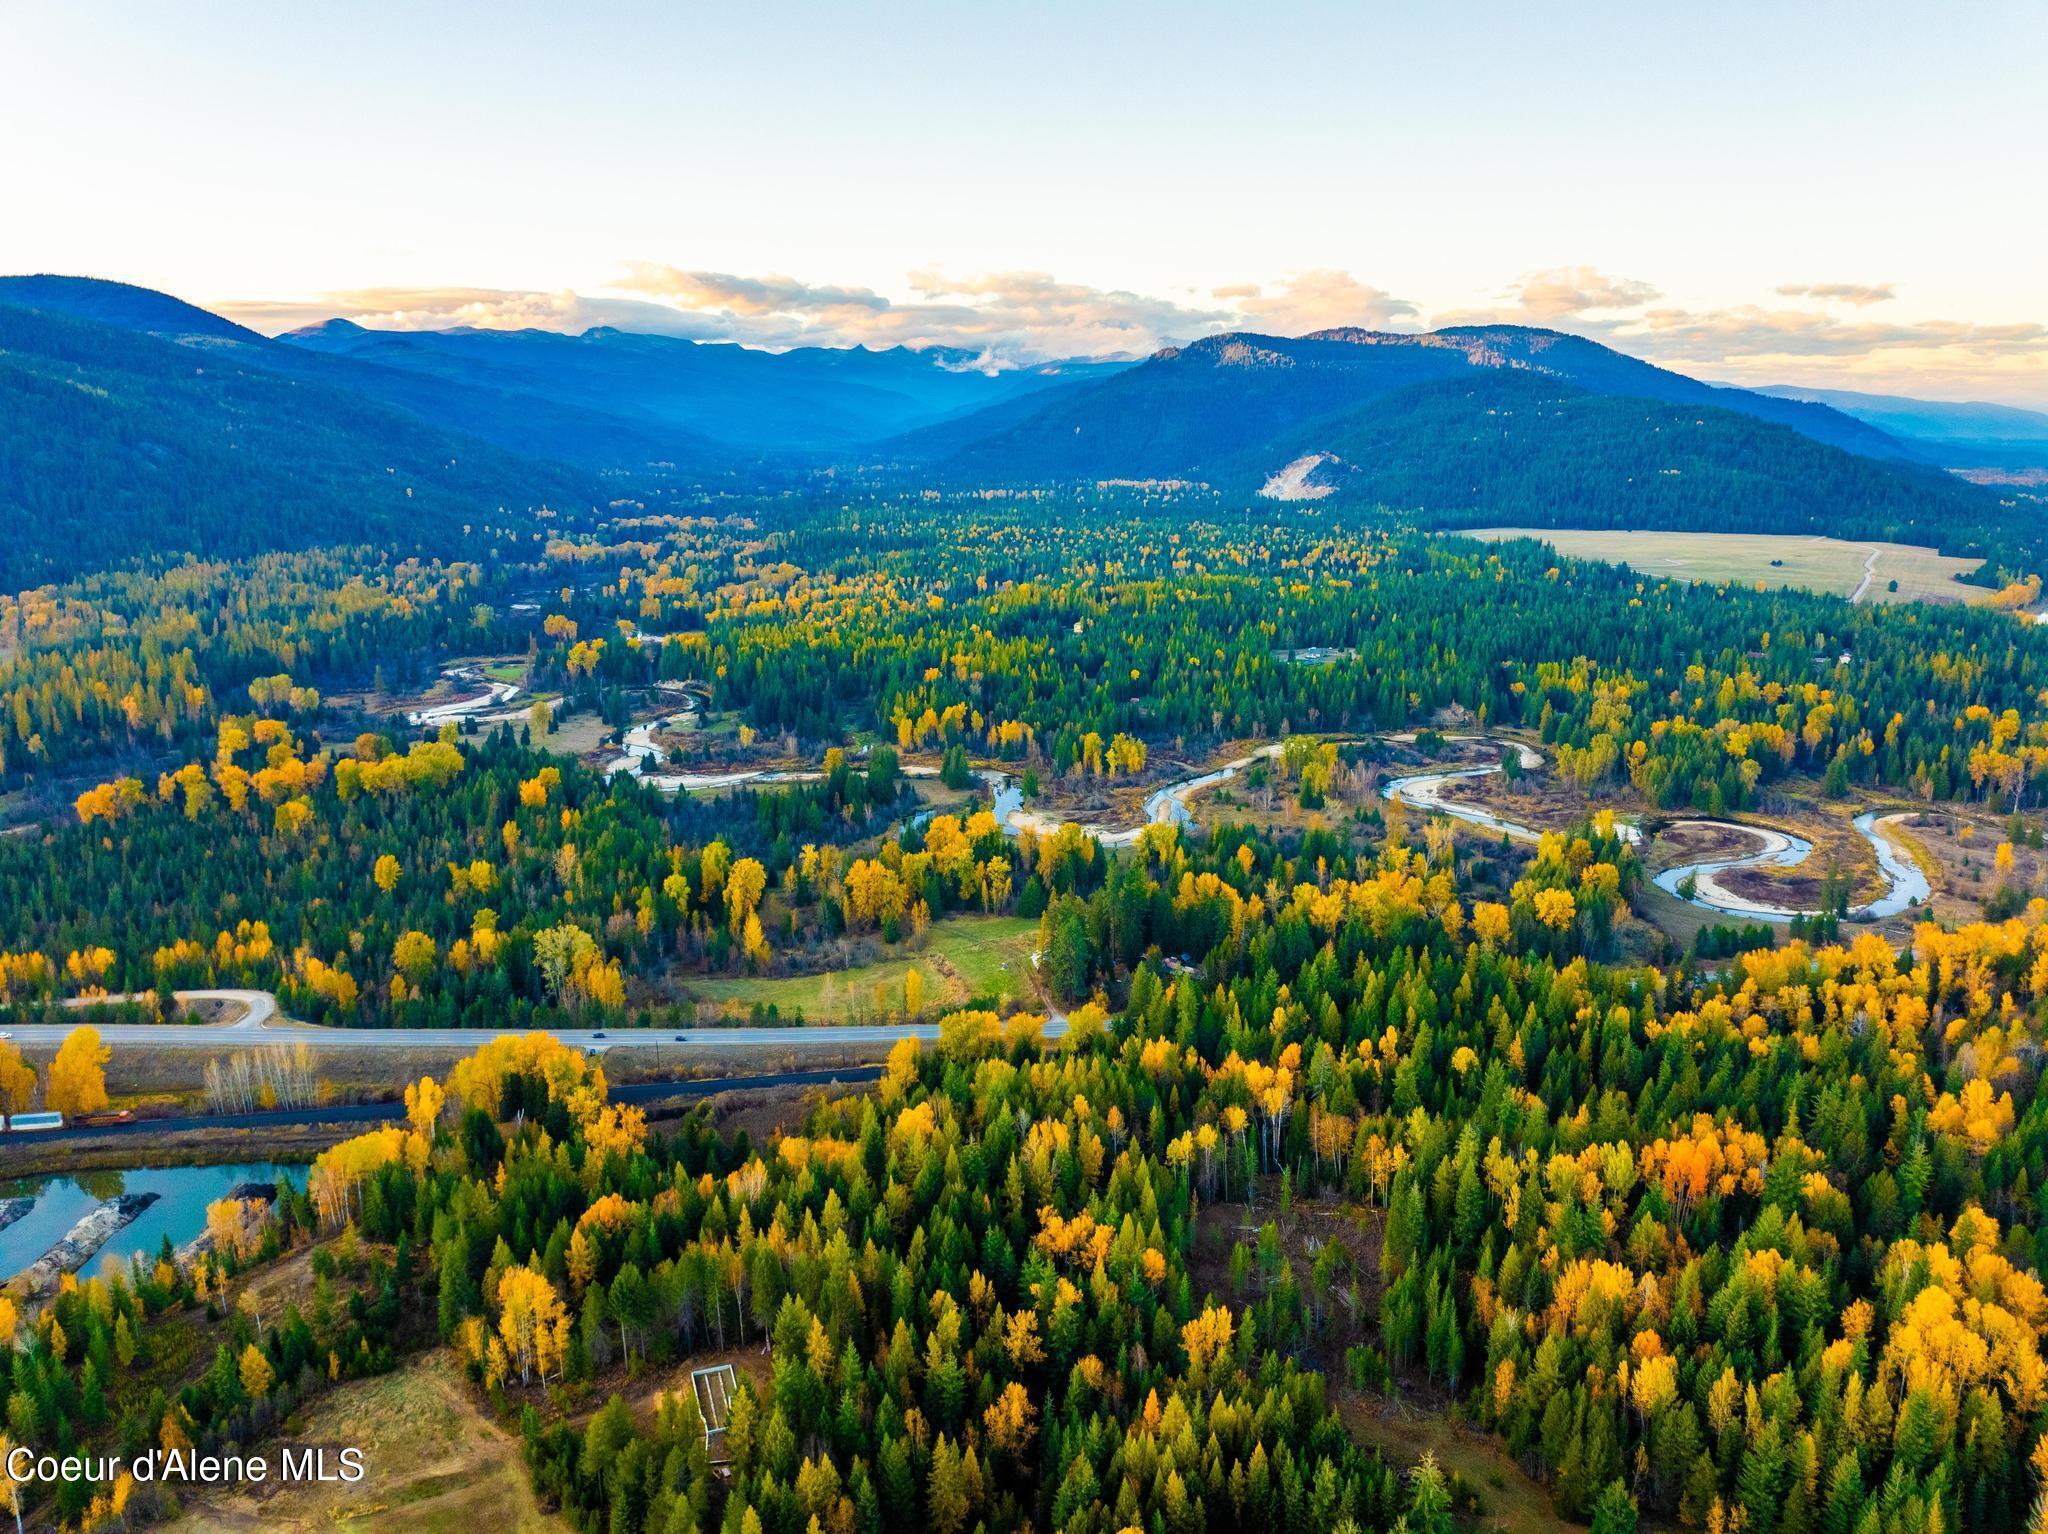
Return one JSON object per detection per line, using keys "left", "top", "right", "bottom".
{"left": 1431, "top": 265, "right": 1661, "bottom": 330}
{"left": 1596, "top": 303, "right": 2048, "bottom": 400}
{"left": 1620, "top": 304, "right": 2048, "bottom": 360}
{"left": 609, "top": 264, "right": 1237, "bottom": 359}
{"left": 214, "top": 263, "right": 2048, "bottom": 404}
{"left": 227, "top": 267, "right": 1351, "bottom": 364}
{"left": 1774, "top": 282, "right": 1896, "bottom": 306}
{"left": 617, "top": 266, "right": 890, "bottom": 316}
{"left": 217, "top": 286, "right": 731, "bottom": 339}
{"left": 1511, "top": 266, "right": 1662, "bottom": 319}
{"left": 621, "top": 264, "right": 1415, "bottom": 358}
{"left": 1227, "top": 270, "right": 1419, "bottom": 334}
{"left": 1425, "top": 266, "right": 2047, "bottom": 402}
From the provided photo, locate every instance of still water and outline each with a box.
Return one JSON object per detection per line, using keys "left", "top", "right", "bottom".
{"left": 0, "top": 1162, "right": 303, "bottom": 1281}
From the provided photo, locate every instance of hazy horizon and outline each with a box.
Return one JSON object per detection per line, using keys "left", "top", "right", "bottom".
{"left": 6, "top": 0, "right": 2044, "bottom": 406}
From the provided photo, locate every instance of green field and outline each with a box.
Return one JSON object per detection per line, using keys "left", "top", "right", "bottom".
{"left": 684, "top": 914, "right": 1040, "bottom": 1022}
{"left": 1463, "top": 528, "right": 1985, "bottom": 605}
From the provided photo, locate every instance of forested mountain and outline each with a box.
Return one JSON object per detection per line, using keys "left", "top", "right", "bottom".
{"left": 886, "top": 325, "right": 2041, "bottom": 565}
{"left": 1228, "top": 372, "right": 2015, "bottom": 555}
{"left": 0, "top": 272, "right": 262, "bottom": 342}
{"left": 282, "top": 319, "right": 1127, "bottom": 452}
{"left": 907, "top": 324, "right": 1923, "bottom": 480}
{"left": 0, "top": 275, "right": 1127, "bottom": 472}
{"left": 0, "top": 300, "right": 592, "bottom": 588}
{"left": 1758, "top": 383, "right": 2048, "bottom": 470}
{"left": 0, "top": 276, "right": 731, "bottom": 475}
{"left": 4, "top": 277, "right": 2035, "bottom": 595}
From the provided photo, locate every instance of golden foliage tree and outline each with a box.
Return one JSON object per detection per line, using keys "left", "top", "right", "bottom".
{"left": 47, "top": 1025, "right": 110, "bottom": 1119}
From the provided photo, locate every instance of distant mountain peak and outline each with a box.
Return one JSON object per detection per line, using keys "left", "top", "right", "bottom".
{"left": 1209, "top": 339, "right": 1300, "bottom": 369}
{"left": 913, "top": 315, "right": 1931, "bottom": 482}
{"left": 281, "top": 317, "right": 367, "bottom": 341}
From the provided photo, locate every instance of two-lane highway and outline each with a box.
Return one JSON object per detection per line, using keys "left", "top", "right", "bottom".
{"left": 19, "top": 1001, "right": 1068, "bottom": 1056}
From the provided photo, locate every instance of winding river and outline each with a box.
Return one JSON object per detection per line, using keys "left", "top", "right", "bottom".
{"left": 1378, "top": 741, "right": 1580, "bottom": 843}
{"left": 1649, "top": 812, "right": 1929, "bottom": 923}
{"left": 404, "top": 665, "right": 523, "bottom": 727}
{"left": 603, "top": 714, "right": 1930, "bottom": 925}
{"left": 997, "top": 742, "right": 1297, "bottom": 848}
{"left": 599, "top": 696, "right": 823, "bottom": 793}
{"left": 1379, "top": 747, "right": 1926, "bottom": 924}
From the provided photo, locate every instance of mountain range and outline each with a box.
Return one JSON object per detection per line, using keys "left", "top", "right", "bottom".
{"left": 902, "top": 325, "right": 1923, "bottom": 477}
{"left": 0, "top": 289, "right": 594, "bottom": 590}
{"left": 1755, "top": 384, "right": 2048, "bottom": 472}
{"left": 0, "top": 274, "right": 2034, "bottom": 588}
{"left": 891, "top": 326, "right": 2019, "bottom": 559}
{"left": 282, "top": 318, "right": 1128, "bottom": 455}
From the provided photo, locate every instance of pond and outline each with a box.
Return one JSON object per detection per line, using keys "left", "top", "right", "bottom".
{"left": 0, "top": 1162, "right": 304, "bottom": 1282}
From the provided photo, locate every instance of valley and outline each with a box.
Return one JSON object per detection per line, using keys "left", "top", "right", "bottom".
{"left": 2, "top": 281, "right": 2046, "bottom": 1534}
{"left": 9, "top": 8, "right": 2048, "bottom": 1530}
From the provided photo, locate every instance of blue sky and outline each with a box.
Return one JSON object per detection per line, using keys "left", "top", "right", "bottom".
{"left": 5, "top": 0, "right": 2044, "bottom": 402}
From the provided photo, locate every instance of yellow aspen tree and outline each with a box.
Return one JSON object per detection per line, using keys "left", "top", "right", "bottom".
{"left": 47, "top": 1025, "right": 111, "bottom": 1119}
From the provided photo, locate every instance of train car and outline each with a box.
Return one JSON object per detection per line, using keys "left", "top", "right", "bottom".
{"left": 0, "top": 1111, "right": 64, "bottom": 1133}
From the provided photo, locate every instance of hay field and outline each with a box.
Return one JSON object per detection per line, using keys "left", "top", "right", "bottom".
{"left": 1462, "top": 528, "right": 1984, "bottom": 605}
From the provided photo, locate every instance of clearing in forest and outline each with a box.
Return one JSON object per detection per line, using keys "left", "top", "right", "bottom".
{"left": 1462, "top": 528, "right": 1984, "bottom": 605}
{"left": 159, "top": 1351, "right": 564, "bottom": 1533}
{"left": 683, "top": 914, "right": 1040, "bottom": 1022}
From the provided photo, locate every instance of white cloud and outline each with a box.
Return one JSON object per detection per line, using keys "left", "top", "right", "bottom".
{"left": 1774, "top": 282, "right": 1896, "bottom": 306}
{"left": 220, "top": 268, "right": 1405, "bottom": 363}
{"left": 1433, "top": 266, "right": 2048, "bottom": 403}
{"left": 1227, "top": 270, "right": 1419, "bottom": 334}
{"left": 213, "top": 263, "right": 2048, "bottom": 403}
{"left": 1511, "top": 266, "right": 1662, "bottom": 319}
{"left": 218, "top": 287, "right": 730, "bottom": 339}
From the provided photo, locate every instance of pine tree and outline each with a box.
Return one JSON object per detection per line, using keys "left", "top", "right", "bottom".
{"left": 1589, "top": 1479, "right": 1638, "bottom": 1534}
{"left": 1406, "top": 1453, "right": 1453, "bottom": 1534}
{"left": 927, "top": 1434, "right": 970, "bottom": 1534}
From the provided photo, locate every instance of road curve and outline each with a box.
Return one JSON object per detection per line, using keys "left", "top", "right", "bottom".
{"left": 61, "top": 989, "right": 277, "bottom": 1027}
{"left": 7, "top": 1016, "right": 1067, "bottom": 1055}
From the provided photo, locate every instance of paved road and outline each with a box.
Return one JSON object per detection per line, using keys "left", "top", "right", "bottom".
{"left": 11, "top": 1014, "right": 1066, "bottom": 1054}
{"left": 25, "top": 1067, "right": 885, "bottom": 1141}
{"left": 62, "top": 988, "right": 278, "bottom": 1026}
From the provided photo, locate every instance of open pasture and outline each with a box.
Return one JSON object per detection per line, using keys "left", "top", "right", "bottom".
{"left": 1462, "top": 528, "right": 1984, "bottom": 605}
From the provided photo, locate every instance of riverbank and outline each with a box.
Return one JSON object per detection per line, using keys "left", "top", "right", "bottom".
{"left": 4, "top": 1191, "right": 161, "bottom": 1298}
{"left": 1378, "top": 742, "right": 1929, "bottom": 926}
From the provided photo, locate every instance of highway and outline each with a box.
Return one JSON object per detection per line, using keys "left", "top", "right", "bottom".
{"left": 28, "top": 991, "right": 1068, "bottom": 1055}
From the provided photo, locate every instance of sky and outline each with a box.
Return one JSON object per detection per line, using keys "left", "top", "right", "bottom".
{"left": 5, "top": 0, "right": 2045, "bottom": 404}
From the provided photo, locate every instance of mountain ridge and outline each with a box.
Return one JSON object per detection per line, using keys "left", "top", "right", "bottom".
{"left": 0, "top": 298, "right": 596, "bottom": 588}
{"left": 2, "top": 276, "right": 2034, "bottom": 586}
{"left": 277, "top": 312, "right": 1132, "bottom": 453}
